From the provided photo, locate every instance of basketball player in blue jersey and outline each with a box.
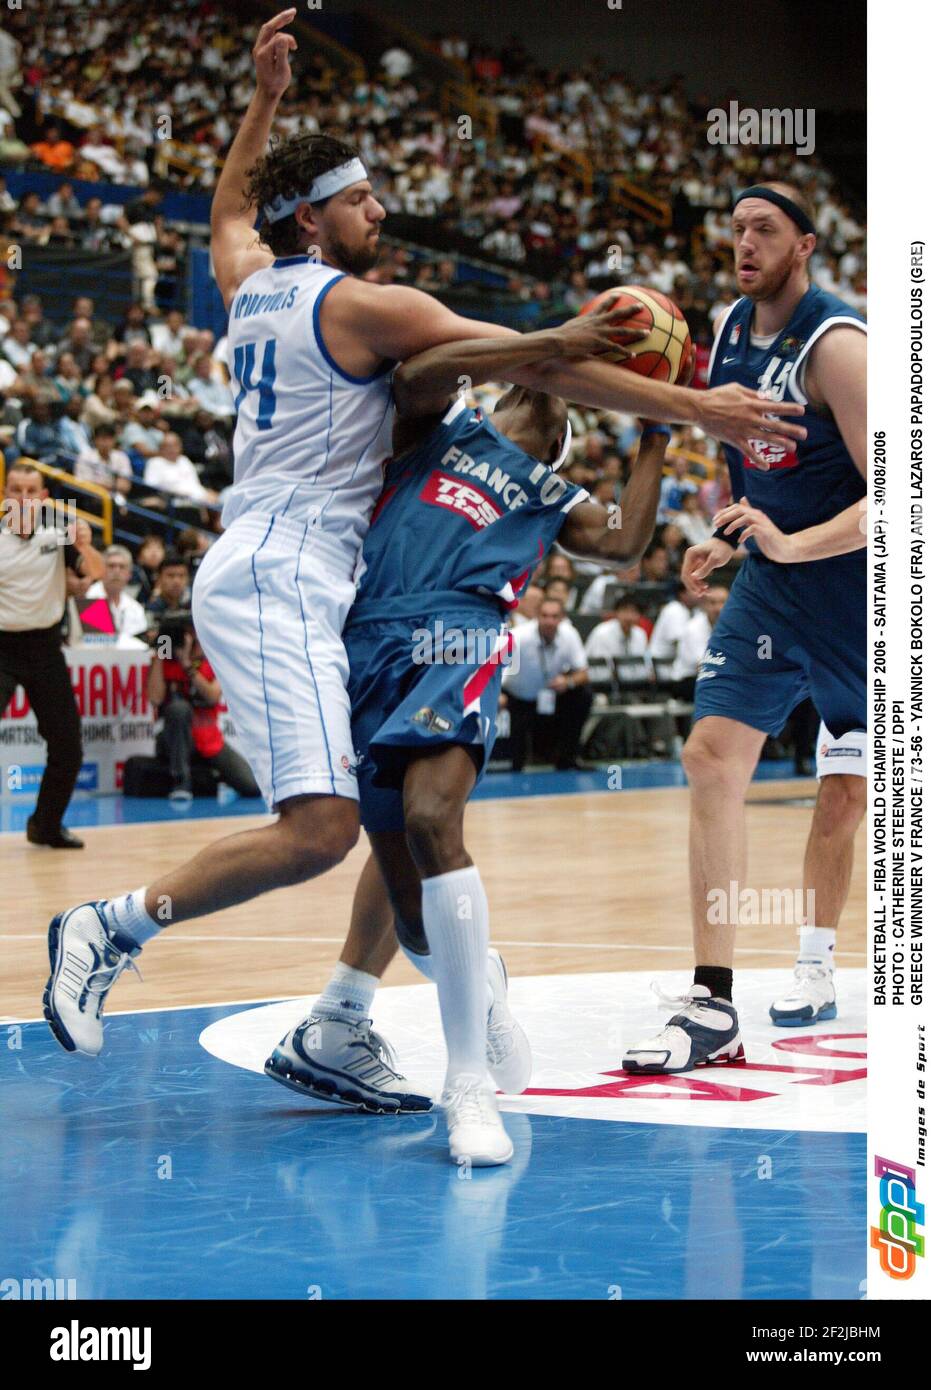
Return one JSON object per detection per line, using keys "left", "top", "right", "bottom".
{"left": 43, "top": 12, "right": 806, "bottom": 1076}
{"left": 266, "top": 323, "right": 675, "bottom": 1163}
{"left": 623, "top": 183, "right": 867, "bottom": 1075}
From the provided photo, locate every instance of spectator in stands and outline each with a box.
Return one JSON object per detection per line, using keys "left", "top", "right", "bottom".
{"left": 59, "top": 395, "right": 92, "bottom": 457}
{"left": 649, "top": 581, "right": 700, "bottom": 678}
{"left": 186, "top": 354, "right": 235, "bottom": 420}
{"left": 668, "top": 583, "right": 730, "bottom": 697}
{"left": 45, "top": 182, "right": 81, "bottom": 219}
{"left": 147, "top": 611, "right": 259, "bottom": 802}
{"left": 658, "top": 457, "right": 697, "bottom": 521}
{"left": 381, "top": 45, "right": 415, "bottom": 80}
{"left": 640, "top": 537, "right": 675, "bottom": 596}
{"left": 175, "top": 526, "right": 212, "bottom": 576}
{"left": 121, "top": 392, "right": 165, "bottom": 460}
{"left": 11, "top": 192, "right": 46, "bottom": 241}
{"left": 131, "top": 533, "right": 165, "bottom": 604}
{"left": 20, "top": 295, "right": 58, "bottom": 349}
{"left": 58, "top": 317, "right": 97, "bottom": 376}
{"left": 144, "top": 431, "right": 215, "bottom": 504}
{"left": 511, "top": 581, "right": 544, "bottom": 627}
{"left": 114, "top": 302, "right": 152, "bottom": 347}
{"left": 150, "top": 308, "right": 189, "bottom": 357}
{"left": 2, "top": 317, "right": 36, "bottom": 371}
{"left": 31, "top": 124, "right": 75, "bottom": 173}
{"left": 504, "top": 596, "right": 592, "bottom": 772}
{"left": 19, "top": 399, "right": 72, "bottom": 465}
{"left": 75, "top": 423, "right": 133, "bottom": 499}
{"left": 578, "top": 563, "right": 638, "bottom": 616}
{"left": 675, "top": 488, "right": 714, "bottom": 547}
{"left": 82, "top": 373, "right": 119, "bottom": 431}
{"left": 52, "top": 353, "right": 85, "bottom": 403}
{"left": 542, "top": 576, "right": 573, "bottom": 611}
{"left": 144, "top": 550, "right": 191, "bottom": 642}
{"left": 85, "top": 544, "right": 148, "bottom": 645}
{"left": 542, "top": 553, "right": 580, "bottom": 608}
{"left": 78, "top": 197, "right": 115, "bottom": 252}
{"left": 120, "top": 340, "right": 160, "bottom": 396}
{"left": 584, "top": 595, "right": 653, "bottom": 681}
{"left": 15, "top": 349, "right": 57, "bottom": 404}
{"left": 71, "top": 297, "right": 112, "bottom": 350}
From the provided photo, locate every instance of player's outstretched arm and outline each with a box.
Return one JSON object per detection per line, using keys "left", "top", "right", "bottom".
{"left": 558, "top": 425, "right": 670, "bottom": 564}
{"left": 392, "top": 296, "right": 647, "bottom": 419}
{"left": 210, "top": 8, "right": 297, "bottom": 308}
{"left": 523, "top": 356, "right": 807, "bottom": 471}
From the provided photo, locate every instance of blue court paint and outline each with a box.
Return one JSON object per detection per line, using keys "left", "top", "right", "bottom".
{"left": 0, "top": 1002, "right": 864, "bottom": 1300}
{"left": 0, "top": 759, "right": 805, "bottom": 833}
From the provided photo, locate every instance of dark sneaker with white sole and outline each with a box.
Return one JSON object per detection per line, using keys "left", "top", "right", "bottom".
{"left": 622, "top": 983, "right": 746, "bottom": 1074}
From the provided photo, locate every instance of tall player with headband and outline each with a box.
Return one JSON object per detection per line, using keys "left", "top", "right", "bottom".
{"left": 43, "top": 15, "right": 805, "bottom": 1079}
{"left": 623, "top": 182, "right": 867, "bottom": 1075}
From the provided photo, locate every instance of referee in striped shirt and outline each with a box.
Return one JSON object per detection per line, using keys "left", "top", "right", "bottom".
{"left": 0, "top": 461, "right": 104, "bottom": 847}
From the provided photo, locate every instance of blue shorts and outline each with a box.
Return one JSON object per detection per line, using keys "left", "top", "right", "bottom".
{"left": 345, "top": 602, "right": 511, "bottom": 833}
{"left": 693, "top": 552, "right": 866, "bottom": 739}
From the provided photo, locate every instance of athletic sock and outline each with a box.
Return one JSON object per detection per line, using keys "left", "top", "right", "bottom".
{"left": 102, "top": 888, "right": 161, "bottom": 948}
{"left": 694, "top": 964, "right": 733, "bottom": 1003}
{"left": 400, "top": 941, "right": 495, "bottom": 1012}
{"left": 797, "top": 925, "right": 836, "bottom": 968}
{"left": 314, "top": 962, "right": 378, "bottom": 1023}
{"left": 421, "top": 865, "right": 490, "bottom": 1086}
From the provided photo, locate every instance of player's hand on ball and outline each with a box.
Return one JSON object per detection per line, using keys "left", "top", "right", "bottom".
{"left": 713, "top": 497, "right": 795, "bottom": 562}
{"left": 697, "top": 384, "right": 806, "bottom": 470}
{"left": 554, "top": 297, "right": 648, "bottom": 360}
{"left": 253, "top": 8, "right": 298, "bottom": 98}
{"left": 682, "top": 538, "right": 733, "bottom": 597}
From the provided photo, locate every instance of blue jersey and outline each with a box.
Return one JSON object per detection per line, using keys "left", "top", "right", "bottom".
{"left": 349, "top": 396, "right": 588, "bottom": 619}
{"left": 708, "top": 285, "right": 865, "bottom": 549}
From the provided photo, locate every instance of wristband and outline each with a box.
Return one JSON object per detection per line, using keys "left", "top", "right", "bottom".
{"left": 641, "top": 424, "right": 672, "bottom": 441}
{"left": 712, "top": 525, "right": 739, "bottom": 549}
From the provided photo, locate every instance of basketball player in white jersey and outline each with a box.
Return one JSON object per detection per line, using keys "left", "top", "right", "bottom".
{"left": 44, "top": 11, "right": 808, "bottom": 1161}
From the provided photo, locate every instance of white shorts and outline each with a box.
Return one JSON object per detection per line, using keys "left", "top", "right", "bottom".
{"left": 816, "top": 721, "right": 866, "bottom": 780}
{"left": 192, "top": 513, "right": 360, "bottom": 809}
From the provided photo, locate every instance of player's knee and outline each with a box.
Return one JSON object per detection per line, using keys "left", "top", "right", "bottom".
{"left": 682, "top": 726, "right": 741, "bottom": 791}
{"left": 813, "top": 774, "right": 866, "bottom": 839}
{"left": 404, "top": 793, "right": 465, "bottom": 874}
{"left": 276, "top": 801, "right": 359, "bottom": 881}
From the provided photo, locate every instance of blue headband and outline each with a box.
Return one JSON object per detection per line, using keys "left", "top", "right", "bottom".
{"left": 733, "top": 185, "right": 816, "bottom": 237}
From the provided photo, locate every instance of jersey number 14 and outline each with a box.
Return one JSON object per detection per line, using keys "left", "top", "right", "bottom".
{"left": 232, "top": 338, "right": 277, "bottom": 430}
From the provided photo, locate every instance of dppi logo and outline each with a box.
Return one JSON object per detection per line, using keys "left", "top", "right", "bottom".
{"left": 870, "top": 1155, "right": 925, "bottom": 1279}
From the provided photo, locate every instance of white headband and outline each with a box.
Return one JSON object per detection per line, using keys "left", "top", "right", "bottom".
{"left": 551, "top": 419, "right": 573, "bottom": 471}
{"left": 263, "top": 159, "right": 368, "bottom": 223}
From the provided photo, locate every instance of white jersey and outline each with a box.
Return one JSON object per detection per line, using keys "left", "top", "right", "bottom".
{"left": 223, "top": 256, "right": 396, "bottom": 575}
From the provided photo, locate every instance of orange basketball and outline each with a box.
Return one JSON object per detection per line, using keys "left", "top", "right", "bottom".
{"left": 578, "top": 286, "right": 692, "bottom": 384}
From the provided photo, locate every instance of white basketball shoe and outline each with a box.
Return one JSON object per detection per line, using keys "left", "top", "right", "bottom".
{"left": 485, "top": 949, "right": 532, "bottom": 1094}
{"left": 769, "top": 960, "right": 837, "bottom": 1026}
{"left": 442, "top": 1073, "right": 514, "bottom": 1167}
{"left": 622, "top": 983, "right": 745, "bottom": 1074}
{"left": 44, "top": 902, "right": 141, "bottom": 1056}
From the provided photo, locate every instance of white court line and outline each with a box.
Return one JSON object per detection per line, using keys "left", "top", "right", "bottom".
{"left": 0, "top": 932, "right": 865, "bottom": 959}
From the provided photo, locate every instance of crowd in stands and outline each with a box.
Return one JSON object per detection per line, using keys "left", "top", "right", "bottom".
{"left": 0, "top": 291, "right": 234, "bottom": 528}
{"left": 1, "top": 6, "right": 865, "bottom": 327}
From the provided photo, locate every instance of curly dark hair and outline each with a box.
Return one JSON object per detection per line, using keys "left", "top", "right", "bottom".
{"left": 245, "top": 132, "right": 362, "bottom": 256}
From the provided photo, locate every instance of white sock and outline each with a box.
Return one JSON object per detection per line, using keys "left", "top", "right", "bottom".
{"left": 797, "top": 925, "right": 836, "bottom": 968}
{"left": 401, "top": 941, "right": 495, "bottom": 1011}
{"left": 102, "top": 888, "right": 161, "bottom": 948}
{"left": 421, "top": 866, "right": 490, "bottom": 1087}
{"left": 314, "top": 962, "right": 378, "bottom": 1023}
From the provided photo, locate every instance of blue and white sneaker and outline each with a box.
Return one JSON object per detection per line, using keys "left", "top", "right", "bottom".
{"left": 769, "top": 960, "right": 837, "bottom": 1027}
{"left": 44, "top": 902, "right": 141, "bottom": 1056}
{"left": 264, "top": 1015, "right": 433, "bottom": 1114}
{"left": 622, "top": 983, "right": 746, "bottom": 1074}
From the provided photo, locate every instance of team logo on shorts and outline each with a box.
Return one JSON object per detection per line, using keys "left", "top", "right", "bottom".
{"left": 340, "top": 754, "right": 358, "bottom": 777}
{"left": 411, "top": 706, "right": 453, "bottom": 733}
